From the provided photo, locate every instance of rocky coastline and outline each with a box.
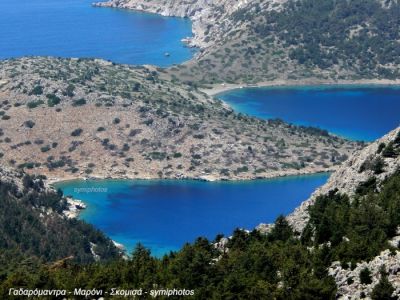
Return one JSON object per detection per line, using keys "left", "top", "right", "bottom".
{"left": 93, "top": 0, "right": 252, "bottom": 50}
{"left": 63, "top": 197, "right": 87, "bottom": 219}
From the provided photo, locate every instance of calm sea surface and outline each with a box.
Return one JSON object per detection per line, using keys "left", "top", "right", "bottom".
{"left": 55, "top": 174, "right": 329, "bottom": 256}
{"left": 0, "top": 0, "right": 195, "bottom": 66}
{"left": 218, "top": 86, "right": 400, "bottom": 141}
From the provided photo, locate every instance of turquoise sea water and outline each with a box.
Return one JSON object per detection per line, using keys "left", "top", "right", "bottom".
{"left": 55, "top": 174, "right": 329, "bottom": 256}
{"left": 0, "top": 0, "right": 195, "bottom": 66}
{"left": 218, "top": 86, "right": 400, "bottom": 141}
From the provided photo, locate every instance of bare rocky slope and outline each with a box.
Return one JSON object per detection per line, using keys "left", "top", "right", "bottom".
{"left": 95, "top": 0, "right": 400, "bottom": 85}
{"left": 0, "top": 57, "right": 360, "bottom": 182}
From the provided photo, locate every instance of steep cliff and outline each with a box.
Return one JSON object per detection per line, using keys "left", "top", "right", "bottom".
{"left": 94, "top": 0, "right": 261, "bottom": 49}
{"left": 286, "top": 127, "right": 400, "bottom": 233}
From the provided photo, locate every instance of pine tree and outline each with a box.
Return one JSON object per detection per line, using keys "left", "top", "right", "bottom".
{"left": 371, "top": 268, "right": 396, "bottom": 300}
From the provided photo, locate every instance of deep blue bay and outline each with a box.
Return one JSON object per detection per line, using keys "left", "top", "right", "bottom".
{"left": 218, "top": 86, "right": 400, "bottom": 141}
{"left": 55, "top": 174, "right": 329, "bottom": 256}
{"left": 0, "top": 0, "right": 195, "bottom": 66}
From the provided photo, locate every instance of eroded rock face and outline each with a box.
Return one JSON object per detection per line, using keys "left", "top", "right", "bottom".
{"left": 286, "top": 127, "right": 400, "bottom": 234}
{"left": 93, "top": 0, "right": 288, "bottom": 53}
{"left": 329, "top": 249, "right": 400, "bottom": 299}
{"left": 0, "top": 165, "right": 24, "bottom": 189}
{"left": 94, "top": 0, "right": 260, "bottom": 49}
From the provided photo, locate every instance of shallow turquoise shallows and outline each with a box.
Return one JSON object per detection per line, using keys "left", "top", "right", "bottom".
{"left": 55, "top": 174, "right": 329, "bottom": 256}
{"left": 0, "top": 0, "right": 195, "bottom": 66}
{"left": 218, "top": 86, "right": 400, "bottom": 141}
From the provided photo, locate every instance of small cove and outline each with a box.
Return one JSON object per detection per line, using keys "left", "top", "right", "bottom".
{"left": 55, "top": 173, "right": 329, "bottom": 256}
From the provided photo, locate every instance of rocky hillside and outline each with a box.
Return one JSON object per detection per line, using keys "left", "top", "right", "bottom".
{"left": 95, "top": 0, "right": 400, "bottom": 85}
{"left": 0, "top": 57, "right": 360, "bottom": 181}
{"left": 286, "top": 126, "right": 400, "bottom": 233}
{"left": 258, "top": 126, "right": 400, "bottom": 299}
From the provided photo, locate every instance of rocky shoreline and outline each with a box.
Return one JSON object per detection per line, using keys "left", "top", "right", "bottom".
{"left": 63, "top": 197, "right": 87, "bottom": 219}
{"left": 92, "top": 0, "right": 249, "bottom": 50}
{"left": 46, "top": 165, "right": 334, "bottom": 185}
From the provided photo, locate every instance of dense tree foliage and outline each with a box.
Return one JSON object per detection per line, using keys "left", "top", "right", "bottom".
{"left": 0, "top": 175, "right": 119, "bottom": 271}
{"left": 371, "top": 268, "right": 396, "bottom": 300}
{"left": 1, "top": 171, "right": 399, "bottom": 298}
{"left": 303, "top": 171, "right": 400, "bottom": 266}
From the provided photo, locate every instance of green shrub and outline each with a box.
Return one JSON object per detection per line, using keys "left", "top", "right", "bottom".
{"left": 148, "top": 152, "right": 167, "bottom": 161}
{"left": 71, "top": 128, "right": 83, "bottom": 137}
{"left": 64, "top": 84, "right": 75, "bottom": 97}
{"left": 173, "top": 152, "right": 182, "bottom": 158}
{"left": 24, "top": 120, "right": 35, "bottom": 128}
{"left": 40, "top": 145, "right": 51, "bottom": 153}
{"left": 129, "top": 129, "right": 142, "bottom": 137}
{"left": 371, "top": 270, "right": 396, "bottom": 300}
{"left": 46, "top": 94, "right": 61, "bottom": 107}
{"left": 143, "top": 119, "right": 154, "bottom": 126}
{"left": 27, "top": 100, "right": 44, "bottom": 109}
{"left": 377, "top": 143, "right": 386, "bottom": 154}
{"left": 235, "top": 166, "right": 249, "bottom": 174}
{"left": 72, "top": 98, "right": 86, "bottom": 106}
{"left": 382, "top": 143, "right": 398, "bottom": 158}
{"left": 29, "top": 85, "right": 43, "bottom": 95}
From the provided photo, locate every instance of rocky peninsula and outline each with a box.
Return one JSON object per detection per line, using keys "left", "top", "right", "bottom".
{"left": 0, "top": 57, "right": 361, "bottom": 182}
